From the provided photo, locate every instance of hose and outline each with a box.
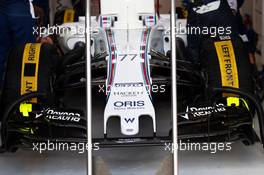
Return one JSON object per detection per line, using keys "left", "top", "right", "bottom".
{"left": 56, "top": 0, "right": 63, "bottom": 11}
{"left": 72, "top": 0, "right": 81, "bottom": 8}
{"left": 213, "top": 87, "right": 264, "bottom": 148}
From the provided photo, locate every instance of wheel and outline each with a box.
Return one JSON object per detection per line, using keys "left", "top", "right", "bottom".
{"left": 1, "top": 43, "right": 59, "bottom": 111}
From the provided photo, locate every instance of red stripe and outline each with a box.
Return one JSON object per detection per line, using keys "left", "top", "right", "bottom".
{"left": 141, "top": 30, "right": 150, "bottom": 87}
{"left": 107, "top": 30, "right": 116, "bottom": 93}
{"left": 142, "top": 63, "right": 150, "bottom": 86}
{"left": 109, "top": 57, "right": 114, "bottom": 86}
{"left": 141, "top": 53, "right": 144, "bottom": 58}
{"left": 111, "top": 46, "right": 115, "bottom": 60}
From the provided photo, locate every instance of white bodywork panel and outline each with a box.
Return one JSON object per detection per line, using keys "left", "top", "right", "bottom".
{"left": 101, "top": 0, "right": 156, "bottom": 136}
{"left": 57, "top": 0, "right": 188, "bottom": 136}
{"left": 101, "top": 0, "right": 155, "bottom": 17}
{"left": 58, "top": 16, "right": 187, "bottom": 52}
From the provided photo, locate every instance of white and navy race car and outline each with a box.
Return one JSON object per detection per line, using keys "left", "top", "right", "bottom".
{"left": 0, "top": 0, "right": 264, "bottom": 152}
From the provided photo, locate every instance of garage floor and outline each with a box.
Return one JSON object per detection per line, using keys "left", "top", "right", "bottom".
{"left": 0, "top": 142, "right": 264, "bottom": 175}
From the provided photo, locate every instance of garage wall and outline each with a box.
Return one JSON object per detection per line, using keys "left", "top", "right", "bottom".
{"left": 91, "top": 0, "right": 100, "bottom": 16}
{"left": 159, "top": 0, "right": 181, "bottom": 14}
{"left": 241, "top": 1, "right": 253, "bottom": 16}
{"left": 241, "top": 0, "right": 263, "bottom": 68}
{"left": 48, "top": 0, "right": 173, "bottom": 20}
{"left": 159, "top": 0, "right": 170, "bottom": 14}
{"left": 252, "top": 0, "right": 263, "bottom": 67}
{"left": 90, "top": 0, "right": 175, "bottom": 15}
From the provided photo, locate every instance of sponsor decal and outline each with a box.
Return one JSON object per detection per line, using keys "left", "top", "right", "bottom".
{"left": 113, "top": 101, "right": 145, "bottom": 110}
{"left": 113, "top": 83, "right": 144, "bottom": 97}
{"left": 124, "top": 118, "right": 135, "bottom": 124}
{"left": 113, "top": 91, "right": 144, "bottom": 97}
{"left": 180, "top": 103, "right": 226, "bottom": 120}
{"left": 114, "top": 83, "right": 144, "bottom": 88}
{"left": 219, "top": 36, "right": 231, "bottom": 40}
{"left": 36, "top": 109, "right": 81, "bottom": 122}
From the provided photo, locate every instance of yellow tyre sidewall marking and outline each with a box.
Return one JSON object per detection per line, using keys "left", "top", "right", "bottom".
{"left": 64, "top": 9, "right": 75, "bottom": 23}
{"left": 214, "top": 40, "right": 239, "bottom": 89}
{"left": 215, "top": 40, "right": 240, "bottom": 105}
{"left": 21, "top": 43, "right": 41, "bottom": 103}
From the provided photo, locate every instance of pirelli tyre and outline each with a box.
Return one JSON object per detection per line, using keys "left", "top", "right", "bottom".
{"left": 1, "top": 43, "right": 60, "bottom": 111}
{"left": 200, "top": 36, "right": 253, "bottom": 95}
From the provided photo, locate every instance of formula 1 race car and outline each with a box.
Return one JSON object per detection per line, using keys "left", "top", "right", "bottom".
{"left": 0, "top": 0, "right": 264, "bottom": 153}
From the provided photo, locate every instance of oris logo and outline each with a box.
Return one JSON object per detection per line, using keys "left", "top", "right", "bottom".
{"left": 114, "top": 101, "right": 145, "bottom": 108}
